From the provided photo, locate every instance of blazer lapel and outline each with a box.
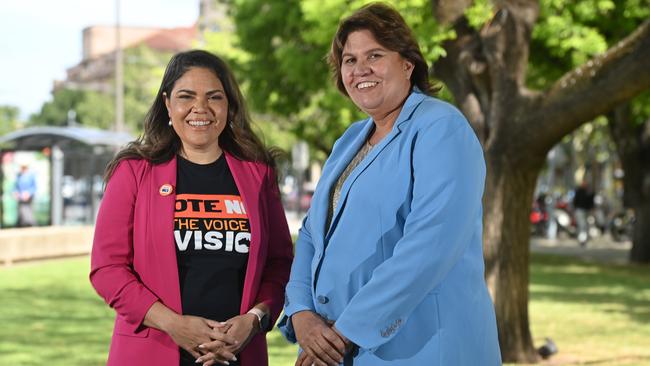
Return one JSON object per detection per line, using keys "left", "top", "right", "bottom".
{"left": 326, "top": 91, "right": 426, "bottom": 240}
{"left": 148, "top": 157, "right": 183, "bottom": 313}
{"left": 310, "top": 120, "right": 374, "bottom": 242}
{"left": 225, "top": 153, "right": 263, "bottom": 314}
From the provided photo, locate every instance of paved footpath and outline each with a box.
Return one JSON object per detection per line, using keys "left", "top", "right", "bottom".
{"left": 287, "top": 210, "right": 632, "bottom": 265}
{"left": 530, "top": 235, "right": 631, "bottom": 265}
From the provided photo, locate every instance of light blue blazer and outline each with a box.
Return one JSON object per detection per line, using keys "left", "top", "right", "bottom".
{"left": 279, "top": 89, "right": 502, "bottom": 365}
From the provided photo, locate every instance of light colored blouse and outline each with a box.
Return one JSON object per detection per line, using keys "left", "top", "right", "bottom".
{"left": 327, "top": 140, "right": 374, "bottom": 229}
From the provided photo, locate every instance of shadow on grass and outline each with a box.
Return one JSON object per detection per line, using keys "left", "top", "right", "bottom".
{"left": 530, "top": 253, "right": 650, "bottom": 325}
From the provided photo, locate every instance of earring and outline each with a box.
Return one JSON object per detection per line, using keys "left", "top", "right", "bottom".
{"left": 168, "top": 120, "right": 172, "bottom": 127}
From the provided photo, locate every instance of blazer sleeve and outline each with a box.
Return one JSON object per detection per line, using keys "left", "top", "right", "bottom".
{"left": 276, "top": 209, "right": 318, "bottom": 342}
{"left": 334, "top": 114, "right": 486, "bottom": 351}
{"left": 254, "top": 166, "right": 294, "bottom": 331}
{"left": 89, "top": 160, "right": 159, "bottom": 329}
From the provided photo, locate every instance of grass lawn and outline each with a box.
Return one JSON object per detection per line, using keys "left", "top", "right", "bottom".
{"left": 0, "top": 254, "right": 648, "bottom": 366}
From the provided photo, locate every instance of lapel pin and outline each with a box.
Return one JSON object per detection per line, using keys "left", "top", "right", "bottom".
{"left": 159, "top": 184, "right": 174, "bottom": 196}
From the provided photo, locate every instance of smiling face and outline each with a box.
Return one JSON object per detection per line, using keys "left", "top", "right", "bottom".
{"left": 164, "top": 66, "right": 228, "bottom": 161}
{"left": 341, "top": 29, "right": 413, "bottom": 121}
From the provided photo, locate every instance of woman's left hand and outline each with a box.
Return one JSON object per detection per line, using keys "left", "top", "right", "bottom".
{"left": 224, "top": 313, "right": 260, "bottom": 352}
{"left": 196, "top": 313, "right": 259, "bottom": 365}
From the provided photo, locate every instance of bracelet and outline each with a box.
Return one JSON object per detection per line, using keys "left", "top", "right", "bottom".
{"left": 247, "top": 308, "right": 264, "bottom": 329}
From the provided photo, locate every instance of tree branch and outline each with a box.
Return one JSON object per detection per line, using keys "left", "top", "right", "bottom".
{"left": 433, "top": 18, "right": 490, "bottom": 144}
{"left": 433, "top": 0, "right": 539, "bottom": 148}
{"left": 533, "top": 20, "right": 650, "bottom": 152}
{"left": 481, "top": 1, "right": 538, "bottom": 88}
{"left": 431, "top": 0, "right": 473, "bottom": 25}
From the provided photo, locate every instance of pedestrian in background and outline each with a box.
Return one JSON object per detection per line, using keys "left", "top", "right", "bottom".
{"left": 278, "top": 3, "right": 501, "bottom": 365}
{"left": 13, "top": 163, "right": 37, "bottom": 227}
{"left": 90, "top": 50, "right": 293, "bottom": 366}
{"left": 573, "top": 180, "right": 595, "bottom": 247}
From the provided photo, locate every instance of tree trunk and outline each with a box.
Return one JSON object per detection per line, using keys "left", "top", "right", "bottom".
{"left": 631, "top": 200, "right": 650, "bottom": 263}
{"left": 483, "top": 153, "right": 543, "bottom": 363}
{"left": 609, "top": 105, "right": 650, "bottom": 263}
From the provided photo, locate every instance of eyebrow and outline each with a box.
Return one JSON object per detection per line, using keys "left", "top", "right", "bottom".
{"left": 175, "top": 89, "right": 225, "bottom": 95}
{"left": 342, "top": 48, "right": 386, "bottom": 58}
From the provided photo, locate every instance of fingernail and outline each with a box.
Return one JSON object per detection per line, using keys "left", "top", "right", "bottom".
{"left": 195, "top": 359, "right": 201, "bottom": 364}
{"left": 231, "top": 356, "right": 237, "bottom": 361}
{"left": 224, "top": 362, "right": 230, "bottom": 365}
{"left": 198, "top": 344, "right": 205, "bottom": 349}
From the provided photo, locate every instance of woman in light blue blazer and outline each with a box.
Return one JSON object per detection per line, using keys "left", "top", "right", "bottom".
{"left": 279, "top": 3, "right": 501, "bottom": 365}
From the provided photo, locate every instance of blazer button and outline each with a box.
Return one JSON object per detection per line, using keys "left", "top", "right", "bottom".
{"left": 317, "top": 295, "right": 329, "bottom": 304}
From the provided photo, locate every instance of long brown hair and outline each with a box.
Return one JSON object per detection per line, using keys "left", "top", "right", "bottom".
{"left": 328, "top": 2, "right": 437, "bottom": 96}
{"left": 104, "top": 50, "right": 277, "bottom": 182}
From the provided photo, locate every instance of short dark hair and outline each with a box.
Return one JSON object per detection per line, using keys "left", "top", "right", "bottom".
{"left": 328, "top": 2, "right": 436, "bottom": 96}
{"left": 104, "top": 50, "right": 277, "bottom": 182}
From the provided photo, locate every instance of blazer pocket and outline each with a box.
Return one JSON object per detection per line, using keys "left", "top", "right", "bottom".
{"left": 114, "top": 315, "right": 150, "bottom": 338}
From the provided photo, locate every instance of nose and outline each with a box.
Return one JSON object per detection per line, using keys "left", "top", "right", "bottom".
{"left": 352, "top": 59, "right": 371, "bottom": 76}
{"left": 192, "top": 97, "right": 208, "bottom": 113}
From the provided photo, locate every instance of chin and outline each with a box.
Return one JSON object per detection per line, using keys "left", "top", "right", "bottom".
{"left": 358, "top": 102, "right": 382, "bottom": 114}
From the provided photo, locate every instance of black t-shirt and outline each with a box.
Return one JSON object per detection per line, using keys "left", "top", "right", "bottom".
{"left": 573, "top": 187, "right": 595, "bottom": 210}
{"left": 175, "top": 154, "right": 248, "bottom": 366}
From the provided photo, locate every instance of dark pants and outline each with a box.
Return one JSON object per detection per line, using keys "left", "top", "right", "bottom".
{"left": 18, "top": 201, "right": 36, "bottom": 227}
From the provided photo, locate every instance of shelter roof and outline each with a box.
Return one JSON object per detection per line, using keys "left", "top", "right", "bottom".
{"left": 0, "top": 126, "right": 134, "bottom": 150}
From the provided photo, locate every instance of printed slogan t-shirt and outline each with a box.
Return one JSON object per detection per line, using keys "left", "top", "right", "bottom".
{"left": 174, "top": 154, "right": 248, "bottom": 365}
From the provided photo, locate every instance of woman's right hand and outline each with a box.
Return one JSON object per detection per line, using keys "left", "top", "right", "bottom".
{"left": 291, "top": 311, "right": 346, "bottom": 366}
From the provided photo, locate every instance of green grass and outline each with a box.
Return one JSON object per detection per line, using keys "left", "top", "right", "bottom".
{"left": 527, "top": 255, "right": 650, "bottom": 365}
{"left": 0, "top": 257, "right": 297, "bottom": 365}
{"left": 0, "top": 254, "right": 648, "bottom": 365}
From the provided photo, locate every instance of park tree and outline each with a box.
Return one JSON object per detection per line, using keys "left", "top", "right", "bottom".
{"left": 223, "top": 0, "right": 650, "bottom": 362}
{"left": 609, "top": 93, "right": 650, "bottom": 263}
{"left": 431, "top": 2, "right": 649, "bottom": 361}
{"left": 30, "top": 88, "right": 87, "bottom": 127}
{"left": 0, "top": 105, "right": 22, "bottom": 136}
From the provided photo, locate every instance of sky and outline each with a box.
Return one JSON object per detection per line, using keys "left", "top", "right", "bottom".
{"left": 0, "top": 0, "right": 199, "bottom": 119}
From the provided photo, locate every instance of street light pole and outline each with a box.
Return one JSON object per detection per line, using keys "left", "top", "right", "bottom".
{"left": 114, "top": 0, "right": 125, "bottom": 132}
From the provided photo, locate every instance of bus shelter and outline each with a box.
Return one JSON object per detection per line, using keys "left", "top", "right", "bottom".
{"left": 0, "top": 126, "right": 133, "bottom": 228}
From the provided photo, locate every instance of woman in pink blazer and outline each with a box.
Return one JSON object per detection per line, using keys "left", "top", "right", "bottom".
{"left": 90, "top": 50, "right": 293, "bottom": 366}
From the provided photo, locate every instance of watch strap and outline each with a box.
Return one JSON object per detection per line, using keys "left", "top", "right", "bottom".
{"left": 247, "top": 308, "right": 269, "bottom": 331}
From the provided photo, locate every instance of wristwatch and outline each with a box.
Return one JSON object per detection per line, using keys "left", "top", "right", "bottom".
{"left": 247, "top": 308, "right": 270, "bottom": 331}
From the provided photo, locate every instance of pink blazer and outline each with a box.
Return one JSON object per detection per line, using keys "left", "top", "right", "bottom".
{"left": 90, "top": 153, "right": 293, "bottom": 366}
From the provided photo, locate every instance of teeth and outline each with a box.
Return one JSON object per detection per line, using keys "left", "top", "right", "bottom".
{"left": 357, "top": 82, "right": 378, "bottom": 89}
{"left": 188, "top": 120, "right": 211, "bottom": 126}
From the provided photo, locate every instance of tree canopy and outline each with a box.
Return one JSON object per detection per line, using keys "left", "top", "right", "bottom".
{"left": 0, "top": 105, "right": 21, "bottom": 136}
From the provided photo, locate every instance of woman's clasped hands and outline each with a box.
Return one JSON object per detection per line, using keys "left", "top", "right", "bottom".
{"left": 194, "top": 313, "right": 261, "bottom": 366}
{"left": 162, "top": 314, "right": 235, "bottom": 365}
